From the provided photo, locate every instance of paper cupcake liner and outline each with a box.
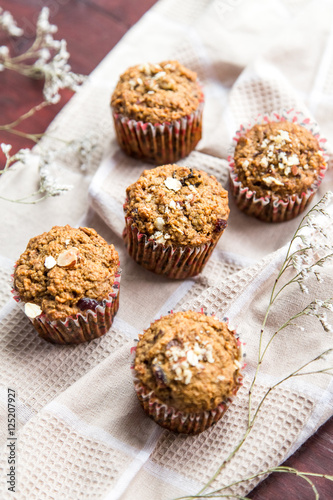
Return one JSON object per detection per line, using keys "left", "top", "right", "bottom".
{"left": 130, "top": 321, "right": 244, "bottom": 435}
{"left": 228, "top": 109, "right": 328, "bottom": 223}
{"left": 11, "top": 268, "right": 121, "bottom": 345}
{"left": 133, "top": 378, "right": 232, "bottom": 434}
{"left": 112, "top": 102, "right": 203, "bottom": 165}
{"left": 123, "top": 217, "right": 221, "bottom": 279}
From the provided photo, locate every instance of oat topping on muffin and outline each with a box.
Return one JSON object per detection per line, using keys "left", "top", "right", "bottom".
{"left": 111, "top": 60, "right": 203, "bottom": 124}
{"left": 234, "top": 121, "right": 325, "bottom": 199}
{"left": 14, "top": 225, "right": 119, "bottom": 321}
{"left": 134, "top": 311, "right": 242, "bottom": 413}
{"left": 124, "top": 164, "right": 229, "bottom": 247}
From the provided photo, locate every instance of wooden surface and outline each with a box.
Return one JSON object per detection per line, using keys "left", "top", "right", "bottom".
{"left": 0, "top": 1, "right": 332, "bottom": 499}
{"left": 0, "top": 0, "right": 157, "bottom": 158}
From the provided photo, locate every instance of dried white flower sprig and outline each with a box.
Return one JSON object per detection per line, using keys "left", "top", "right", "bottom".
{"left": 0, "top": 142, "right": 73, "bottom": 204}
{"left": 0, "top": 7, "right": 86, "bottom": 103}
{"left": 174, "top": 193, "right": 333, "bottom": 500}
{"left": 0, "top": 7, "right": 23, "bottom": 37}
{"left": 0, "top": 7, "right": 94, "bottom": 203}
{"left": 0, "top": 129, "right": 99, "bottom": 203}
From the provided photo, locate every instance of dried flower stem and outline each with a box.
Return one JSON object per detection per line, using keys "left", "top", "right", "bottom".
{"left": 178, "top": 194, "right": 333, "bottom": 500}
{"left": 0, "top": 101, "right": 49, "bottom": 130}
{"left": 176, "top": 467, "right": 333, "bottom": 500}
{"left": 0, "top": 8, "right": 86, "bottom": 103}
{"left": 0, "top": 99, "right": 73, "bottom": 149}
{"left": 250, "top": 195, "right": 333, "bottom": 413}
{"left": 0, "top": 191, "right": 50, "bottom": 204}
{"left": 0, "top": 101, "right": 51, "bottom": 146}
{"left": 0, "top": 7, "right": 93, "bottom": 204}
{"left": 193, "top": 350, "right": 333, "bottom": 496}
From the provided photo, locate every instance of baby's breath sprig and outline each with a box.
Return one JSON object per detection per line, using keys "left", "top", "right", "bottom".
{"left": 0, "top": 7, "right": 23, "bottom": 37}
{"left": 0, "top": 142, "right": 72, "bottom": 204}
{"left": 174, "top": 193, "right": 333, "bottom": 500}
{"left": 0, "top": 143, "right": 29, "bottom": 176}
{"left": 0, "top": 130, "right": 98, "bottom": 204}
{"left": 0, "top": 7, "right": 86, "bottom": 104}
{"left": 0, "top": 7, "right": 93, "bottom": 203}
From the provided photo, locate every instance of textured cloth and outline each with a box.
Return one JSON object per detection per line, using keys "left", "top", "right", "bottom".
{"left": 1, "top": 0, "right": 333, "bottom": 499}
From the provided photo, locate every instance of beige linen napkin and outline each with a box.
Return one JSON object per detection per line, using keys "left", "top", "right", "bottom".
{"left": 1, "top": 0, "right": 333, "bottom": 499}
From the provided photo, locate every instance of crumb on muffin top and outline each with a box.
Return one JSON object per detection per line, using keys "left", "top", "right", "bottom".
{"left": 14, "top": 225, "right": 119, "bottom": 321}
{"left": 111, "top": 60, "right": 203, "bottom": 124}
{"left": 124, "top": 164, "right": 230, "bottom": 247}
{"left": 233, "top": 121, "right": 326, "bottom": 199}
{"left": 134, "top": 311, "right": 242, "bottom": 412}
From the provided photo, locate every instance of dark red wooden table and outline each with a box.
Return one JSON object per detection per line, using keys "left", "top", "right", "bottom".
{"left": 0, "top": 1, "right": 332, "bottom": 499}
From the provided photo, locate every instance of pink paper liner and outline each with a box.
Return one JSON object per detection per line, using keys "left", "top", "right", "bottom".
{"left": 112, "top": 101, "right": 203, "bottom": 165}
{"left": 133, "top": 378, "right": 232, "bottom": 434}
{"left": 123, "top": 216, "right": 223, "bottom": 279}
{"left": 130, "top": 318, "right": 244, "bottom": 435}
{"left": 228, "top": 109, "right": 328, "bottom": 223}
{"left": 11, "top": 268, "right": 121, "bottom": 345}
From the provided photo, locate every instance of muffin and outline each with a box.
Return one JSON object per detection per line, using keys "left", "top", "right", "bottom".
{"left": 12, "top": 225, "right": 121, "bottom": 344}
{"left": 133, "top": 311, "right": 243, "bottom": 434}
{"left": 111, "top": 60, "right": 204, "bottom": 164}
{"left": 229, "top": 116, "right": 327, "bottom": 222}
{"left": 123, "top": 164, "right": 230, "bottom": 279}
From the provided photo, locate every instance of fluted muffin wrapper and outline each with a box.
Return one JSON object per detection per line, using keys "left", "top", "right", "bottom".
{"left": 11, "top": 268, "right": 121, "bottom": 345}
{"left": 123, "top": 216, "right": 223, "bottom": 279}
{"left": 228, "top": 109, "right": 328, "bottom": 223}
{"left": 112, "top": 101, "right": 203, "bottom": 165}
{"left": 130, "top": 343, "right": 243, "bottom": 435}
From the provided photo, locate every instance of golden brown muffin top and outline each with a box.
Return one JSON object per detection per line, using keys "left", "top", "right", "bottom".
{"left": 14, "top": 225, "right": 119, "bottom": 321}
{"left": 134, "top": 311, "right": 242, "bottom": 412}
{"left": 124, "top": 164, "right": 230, "bottom": 247}
{"left": 111, "top": 60, "right": 203, "bottom": 124}
{"left": 233, "top": 121, "right": 326, "bottom": 199}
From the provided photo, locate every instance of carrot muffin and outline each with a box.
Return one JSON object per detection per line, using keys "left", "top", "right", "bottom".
{"left": 111, "top": 60, "right": 204, "bottom": 164}
{"left": 123, "top": 164, "right": 230, "bottom": 279}
{"left": 13, "top": 225, "right": 121, "bottom": 344}
{"left": 230, "top": 120, "right": 327, "bottom": 222}
{"left": 133, "top": 311, "right": 243, "bottom": 434}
